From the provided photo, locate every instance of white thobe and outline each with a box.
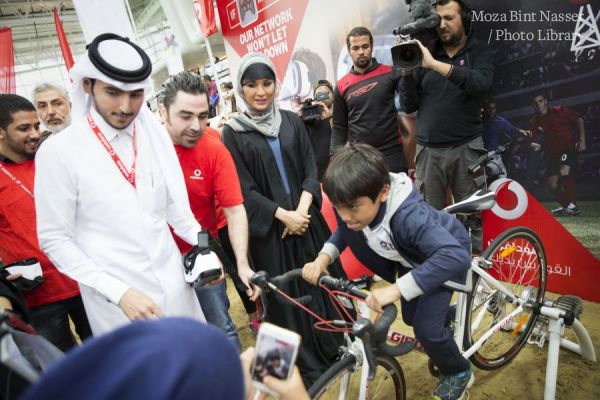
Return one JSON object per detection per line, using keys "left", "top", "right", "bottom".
{"left": 34, "top": 108, "right": 205, "bottom": 335}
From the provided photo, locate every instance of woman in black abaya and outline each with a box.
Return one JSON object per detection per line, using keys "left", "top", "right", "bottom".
{"left": 222, "top": 52, "right": 347, "bottom": 385}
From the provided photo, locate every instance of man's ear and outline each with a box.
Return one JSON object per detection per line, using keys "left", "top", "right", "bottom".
{"left": 0, "top": 127, "right": 5, "bottom": 140}
{"left": 82, "top": 78, "right": 93, "bottom": 94}
{"left": 158, "top": 104, "right": 167, "bottom": 122}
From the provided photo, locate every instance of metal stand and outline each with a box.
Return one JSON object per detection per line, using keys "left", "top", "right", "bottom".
{"left": 534, "top": 297, "right": 596, "bottom": 400}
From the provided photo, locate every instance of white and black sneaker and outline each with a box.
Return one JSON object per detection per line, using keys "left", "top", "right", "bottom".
{"left": 562, "top": 203, "right": 581, "bottom": 216}
{"left": 551, "top": 206, "right": 565, "bottom": 216}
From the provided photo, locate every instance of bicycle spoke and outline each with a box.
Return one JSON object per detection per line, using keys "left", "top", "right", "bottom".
{"left": 465, "top": 228, "right": 546, "bottom": 370}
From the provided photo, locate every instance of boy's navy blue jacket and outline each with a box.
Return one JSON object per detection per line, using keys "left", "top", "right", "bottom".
{"left": 322, "top": 173, "right": 471, "bottom": 301}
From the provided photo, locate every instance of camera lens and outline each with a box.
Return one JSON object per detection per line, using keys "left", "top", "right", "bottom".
{"left": 400, "top": 48, "right": 416, "bottom": 62}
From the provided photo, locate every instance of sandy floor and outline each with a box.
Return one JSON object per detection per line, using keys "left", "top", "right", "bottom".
{"left": 227, "top": 279, "right": 600, "bottom": 399}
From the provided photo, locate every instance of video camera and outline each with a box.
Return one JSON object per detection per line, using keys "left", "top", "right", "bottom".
{"left": 299, "top": 91, "right": 330, "bottom": 122}
{"left": 183, "top": 231, "right": 221, "bottom": 287}
{"left": 391, "top": 0, "right": 440, "bottom": 72}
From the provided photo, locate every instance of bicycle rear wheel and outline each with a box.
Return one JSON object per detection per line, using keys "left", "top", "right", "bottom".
{"left": 309, "top": 353, "right": 406, "bottom": 400}
{"left": 465, "top": 227, "right": 547, "bottom": 370}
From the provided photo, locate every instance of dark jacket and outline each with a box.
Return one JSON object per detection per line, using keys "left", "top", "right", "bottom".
{"left": 324, "top": 174, "right": 471, "bottom": 299}
{"left": 331, "top": 59, "right": 403, "bottom": 166}
{"left": 399, "top": 37, "right": 494, "bottom": 147}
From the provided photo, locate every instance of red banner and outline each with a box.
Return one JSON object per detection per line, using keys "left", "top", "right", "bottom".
{"left": 193, "top": 0, "right": 219, "bottom": 37}
{"left": 0, "top": 28, "right": 16, "bottom": 94}
{"left": 483, "top": 179, "right": 600, "bottom": 303}
{"left": 53, "top": 8, "right": 74, "bottom": 71}
{"left": 216, "top": 0, "right": 309, "bottom": 80}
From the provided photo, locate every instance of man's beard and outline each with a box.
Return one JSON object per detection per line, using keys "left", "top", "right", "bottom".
{"left": 45, "top": 115, "right": 71, "bottom": 134}
{"left": 439, "top": 31, "right": 463, "bottom": 47}
{"left": 354, "top": 57, "right": 371, "bottom": 69}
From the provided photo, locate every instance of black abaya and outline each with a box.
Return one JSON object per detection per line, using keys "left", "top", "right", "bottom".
{"left": 223, "top": 110, "right": 348, "bottom": 384}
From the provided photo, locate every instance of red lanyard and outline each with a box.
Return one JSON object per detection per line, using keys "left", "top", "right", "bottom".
{"left": 0, "top": 163, "right": 34, "bottom": 198}
{"left": 87, "top": 114, "right": 137, "bottom": 188}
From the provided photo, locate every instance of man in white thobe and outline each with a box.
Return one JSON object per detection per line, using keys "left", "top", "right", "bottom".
{"left": 35, "top": 33, "right": 205, "bottom": 335}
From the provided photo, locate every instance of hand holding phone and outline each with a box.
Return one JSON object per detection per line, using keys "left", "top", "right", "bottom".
{"left": 251, "top": 323, "right": 301, "bottom": 397}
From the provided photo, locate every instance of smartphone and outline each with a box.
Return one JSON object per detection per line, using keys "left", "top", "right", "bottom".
{"left": 251, "top": 322, "right": 301, "bottom": 396}
{"left": 197, "top": 230, "right": 210, "bottom": 252}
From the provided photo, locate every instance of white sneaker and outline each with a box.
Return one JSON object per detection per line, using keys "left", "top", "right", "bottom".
{"left": 551, "top": 206, "right": 564, "bottom": 216}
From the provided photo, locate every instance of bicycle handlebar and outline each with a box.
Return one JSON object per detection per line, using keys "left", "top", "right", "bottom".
{"left": 251, "top": 269, "right": 414, "bottom": 381}
{"left": 318, "top": 274, "right": 414, "bottom": 360}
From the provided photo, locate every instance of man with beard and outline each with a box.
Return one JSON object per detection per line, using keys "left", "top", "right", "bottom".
{"left": 399, "top": 0, "right": 494, "bottom": 254}
{"left": 331, "top": 26, "right": 407, "bottom": 173}
{"left": 32, "top": 83, "right": 72, "bottom": 141}
{"left": 0, "top": 94, "right": 92, "bottom": 351}
{"left": 159, "top": 71, "right": 260, "bottom": 350}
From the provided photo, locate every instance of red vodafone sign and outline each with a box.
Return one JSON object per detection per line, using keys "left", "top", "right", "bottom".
{"left": 483, "top": 179, "right": 600, "bottom": 303}
{"left": 216, "top": 0, "right": 309, "bottom": 79}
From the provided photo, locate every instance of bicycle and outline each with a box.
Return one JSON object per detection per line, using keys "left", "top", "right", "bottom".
{"left": 251, "top": 269, "right": 414, "bottom": 399}
{"left": 378, "top": 147, "right": 548, "bottom": 380}
{"left": 252, "top": 147, "right": 549, "bottom": 399}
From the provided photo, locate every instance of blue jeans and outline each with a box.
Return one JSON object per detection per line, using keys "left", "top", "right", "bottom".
{"left": 195, "top": 281, "right": 241, "bottom": 351}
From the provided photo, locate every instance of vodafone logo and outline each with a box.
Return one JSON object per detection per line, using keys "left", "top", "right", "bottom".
{"left": 190, "top": 169, "right": 204, "bottom": 180}
{"left": 488, "top": 178, "right": 528, "bottom": 220}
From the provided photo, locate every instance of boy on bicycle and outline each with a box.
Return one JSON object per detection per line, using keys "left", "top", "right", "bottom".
{"left": 303, "top": 144, "right": 473, "bottom": 400}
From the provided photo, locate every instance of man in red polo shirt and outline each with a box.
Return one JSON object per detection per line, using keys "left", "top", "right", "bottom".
{"left": 159, "top": 72, "right": 260, "bottom": 349}
{"left": 0, "top": 94, "right": 91, "bottom": 351}
{"left": 529, "top": 92, "right": 586, "bottom": 216}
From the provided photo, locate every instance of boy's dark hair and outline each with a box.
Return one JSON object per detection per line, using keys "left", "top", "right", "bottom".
{"left": 160, "top": 71, "right": 208, "bottom": 110}
{"left": 346, "top": 27, "right": 373, "bottom": 49}
{"left": 323, "top": 144, "right": 390, "bottom": 205}
{"left": 0, "top": 94, "right": 36, "bottom": 130}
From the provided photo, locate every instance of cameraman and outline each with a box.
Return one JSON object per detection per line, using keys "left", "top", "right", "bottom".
{"left": 399, "top": 0, "right": 494, "bottom": 254}
{"left": 297, "top": 80, "right": 334, "bottom": 181}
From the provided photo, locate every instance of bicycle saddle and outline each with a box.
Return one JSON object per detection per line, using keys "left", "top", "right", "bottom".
{"left": 443, "top": 189, "right": 496, "bottom": 215}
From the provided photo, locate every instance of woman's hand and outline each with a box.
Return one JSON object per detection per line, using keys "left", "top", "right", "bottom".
{"left": 277, "top": 209, "right": 310, "bottom": 238}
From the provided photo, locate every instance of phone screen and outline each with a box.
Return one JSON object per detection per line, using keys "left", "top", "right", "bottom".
{"left": 197, "top": 231, "right": 209, "bottom": 250}
{"left": 252, "top": 334, "right": 299, "bottom": 382}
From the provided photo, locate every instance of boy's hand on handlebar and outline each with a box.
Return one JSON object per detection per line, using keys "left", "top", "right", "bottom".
{"left": 366, "top": 285, "right": 401, "bottom": 314}
{"left": 302, "top": 254, "right": 331, "bottom": 285}
{"left": 119, "top": 288, "right": 164, "bottom": 321}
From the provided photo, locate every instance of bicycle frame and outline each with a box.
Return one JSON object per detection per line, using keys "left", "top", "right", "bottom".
{"left": 383, "top": 256, "right": 535, "bottom": 362}
{"left": 454, "top": 259, "right": 529, "bottom": 359}
{"left": 251, "top": 270, "right": 411, "bottom": 400}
